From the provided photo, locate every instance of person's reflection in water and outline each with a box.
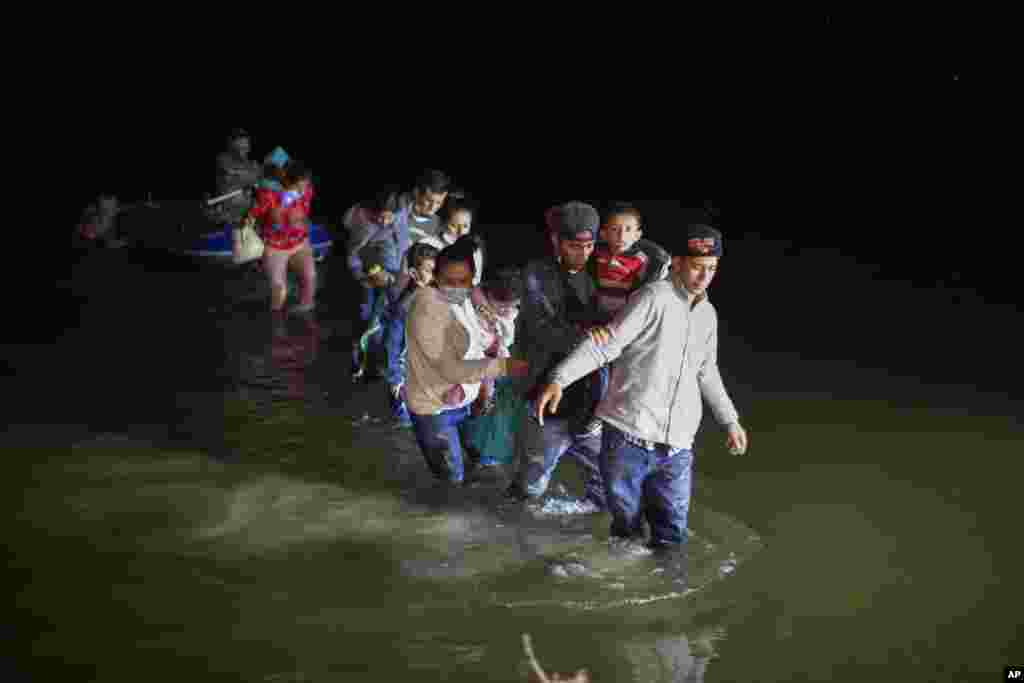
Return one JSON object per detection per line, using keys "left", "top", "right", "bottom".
{"left": 620, "top": 627, "right": 719, "bottom": 682}
{"left": 268, "top": 312, "right": 321, "bottom": 400}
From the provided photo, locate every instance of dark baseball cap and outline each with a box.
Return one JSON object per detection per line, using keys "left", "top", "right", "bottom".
{"left": 684, "top": 224, "right": 723, "bottom": 257}
{"left": 556, "top": 201, "right": 599, "bottom": 242}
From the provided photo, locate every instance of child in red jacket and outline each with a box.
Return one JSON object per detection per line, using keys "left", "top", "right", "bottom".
{"left": 242, "top": 160, "right": 317, "bottom": 313}
{"left": 579, "top": 202, "right": 671, "bottom": 437}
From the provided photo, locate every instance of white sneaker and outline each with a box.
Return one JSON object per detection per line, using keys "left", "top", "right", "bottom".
{"left": 608, "top": 537, "right": 653, "bottom": 557}
{"left": 528, "top": 496, "right": 603, "bottom": 517}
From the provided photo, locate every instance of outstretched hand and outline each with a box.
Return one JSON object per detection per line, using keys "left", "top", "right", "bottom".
{"left": 534, "top": 383, "right": 563, "bottom": 427}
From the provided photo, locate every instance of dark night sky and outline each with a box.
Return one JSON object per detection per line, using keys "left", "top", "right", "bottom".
{"left": 54, "top": 32, "right": 986, "bottom": 307}
{"left": 66, "top": 88, "right": 993, "bottom": 305}
{"left": 30, "top": 22, "right": 1013, "bottom": 403}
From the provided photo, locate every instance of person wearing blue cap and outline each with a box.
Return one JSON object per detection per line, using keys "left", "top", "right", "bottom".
{"left": 504, "top": 201, "right": 608, "bottom": 511}
{"left": 534, "top": 223, "right": 749, "bottom": 554}
{"left": 257, "top": 146, "right": 291, "bottom": 190}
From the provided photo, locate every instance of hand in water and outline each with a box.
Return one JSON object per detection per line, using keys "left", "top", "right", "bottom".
{"left": 726, "top": 423, "right": 749, "bottom": 455}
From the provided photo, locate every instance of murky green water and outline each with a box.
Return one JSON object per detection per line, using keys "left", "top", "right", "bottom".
{"left": 8, "top": 249, "right": 1021, "bottom": 681}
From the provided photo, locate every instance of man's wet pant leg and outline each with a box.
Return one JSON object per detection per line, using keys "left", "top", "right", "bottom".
{"left": 410, "top": 406, "right": 471, "bottom": 484}
{"left": 600, "top": 422, "right": 693, "bottom": 547}
{"left": 514, "top": 400, "right": 606, "bottom": 507}
{"left": 645, "top": 448, "right": 692, "bottom": 548}
{"left": 382, "top": 309, "right": 411, "bottom": 423}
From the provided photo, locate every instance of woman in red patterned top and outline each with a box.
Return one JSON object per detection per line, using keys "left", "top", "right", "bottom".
{"left": 242, "top": 160, "right": 317, "bottom": 313}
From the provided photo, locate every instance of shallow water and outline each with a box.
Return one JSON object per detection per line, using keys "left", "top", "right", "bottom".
{"left": 9, "top": 246, "right": 1023, "bottom": 680}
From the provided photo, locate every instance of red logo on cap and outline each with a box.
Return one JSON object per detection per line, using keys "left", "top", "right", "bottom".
{"left": 688, "top": 237, "right": 716, "bottom": 254}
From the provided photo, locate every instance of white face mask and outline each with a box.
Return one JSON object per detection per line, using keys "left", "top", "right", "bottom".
{"left": 438, "top": 286, "right": 471, "bottom": 306}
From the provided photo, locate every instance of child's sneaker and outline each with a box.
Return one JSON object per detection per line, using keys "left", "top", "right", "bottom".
{"left": 573, "top": 418, "right": 603, "bottom": 440}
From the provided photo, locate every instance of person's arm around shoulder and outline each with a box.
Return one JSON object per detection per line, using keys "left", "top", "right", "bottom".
{"left": 536, "top": 287, "right": 657, "bottom": 425}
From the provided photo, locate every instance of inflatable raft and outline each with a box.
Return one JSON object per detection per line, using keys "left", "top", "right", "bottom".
{"left": 115, "top": 199, "right": 334, "bottom": 266}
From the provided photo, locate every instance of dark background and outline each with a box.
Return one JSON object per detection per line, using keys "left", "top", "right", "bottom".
{"left": 43, "top": 47, "right": 1009, "bottom": 399}
{"left": 12, "top": 28, "right": 1021, "bottom": 683}
{"left": 55, "top": 49, "right": 986, "bottom": 294}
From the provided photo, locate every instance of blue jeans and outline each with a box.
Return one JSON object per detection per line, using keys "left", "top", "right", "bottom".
{"left": 353, "top": 286, "right": 395, "bottom": 376}
{"left": 381, "top": 301, "right": 410, "bottom": 422}
{"left": 513, "top": 399, "right": 606, "bottom": 507}
{"left": 586, "top": 364, "right": 610, "bottom": 423}
{"left": 381, "top": 304, "right": 407, "bottom": 388}
{"left": 353, "top": 289, "right": 383, "bottom": 366}
{"left": 359, "top": 286, "right": 385, "bottom": 325}
{"left": 410, "top": 405, "right": 473, "bottom": 484}
{"left": 600, "top": 422, "right": 693, "bottom": 547}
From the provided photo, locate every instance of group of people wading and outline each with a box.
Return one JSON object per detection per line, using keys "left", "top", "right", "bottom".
{"left": 84, "top": 127, "right": 751, "bottom": 559}
{"left": 341, "top": 171, "right": 750, "bottom": 558}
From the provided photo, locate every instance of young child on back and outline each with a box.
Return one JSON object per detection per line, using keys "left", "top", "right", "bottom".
{"left": 580, "top": 202, "right": 671, "bottom": 436}
{"left": 591, "top": 202, "right": 671, "bottom": 323}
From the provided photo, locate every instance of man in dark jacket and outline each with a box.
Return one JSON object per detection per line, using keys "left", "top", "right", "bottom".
{"left": 506, "top": 202, "right": 607, "bottom": 510}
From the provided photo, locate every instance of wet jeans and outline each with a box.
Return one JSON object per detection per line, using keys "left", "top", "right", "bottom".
{"left": 352, "top": 287, "right": 392, "bottom": 377}
{"left": 359, "top": 287, "right": 386, "bottom": 343}
{"left": 513, "top": 399, "right": 606, "bottom": 507}
{"left": 410, "top": 405, "right": 473, "bottom": 484}
{"left": 382, "top": 305, "right": 406, "bottom": 384}
{"left": 380, "top": 301, "right": 411, "bottom": 423}
{"left": 600, "top": 422, "right": 693, "bottom": 547}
